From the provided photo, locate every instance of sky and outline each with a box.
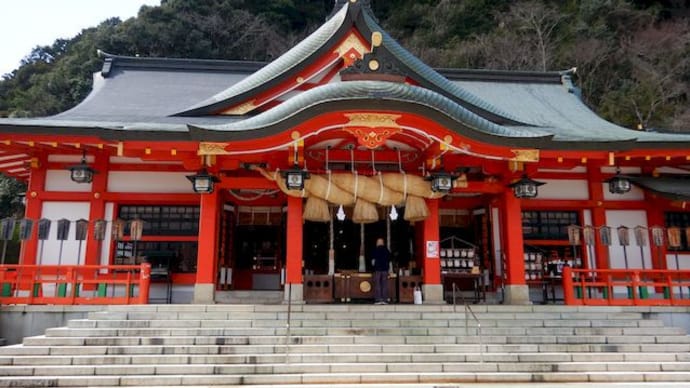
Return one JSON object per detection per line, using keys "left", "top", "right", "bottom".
{"left": 0, "top": 0, "right": 160, "bottom": 76}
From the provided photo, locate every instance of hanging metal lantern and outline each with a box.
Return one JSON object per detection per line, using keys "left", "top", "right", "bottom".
{"left": 281, "top": 165, "right": 310, "bottom": 190}
{"left": 606, "top": 169, "right": 632, "bottom": 194}
{"left": 67, "top": 151, "right": 97, "bottom": 184}
{"left": 508, "top": 174, "right": 545, "bottom": 199}
{"left": 186, "top": 169, "right": 220, "bottom": 194}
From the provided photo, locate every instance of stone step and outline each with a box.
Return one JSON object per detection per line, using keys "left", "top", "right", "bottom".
{"left": 6, "top": 342, "right": 690, "bottom": 356}
{"left": 2, "top": 361, "right": 690, "bottom": 376}
{"left": 61, "top": 320, "right": 685, "bottom": 336}
{"left": 85, "top": 310, "right": 650, "bottom": 322}
{"left": 1, "top": 351, "right": 686, "bottom": 366}
{"left": 33, "top": 329, "right": 690, "bottom": 349}
{"left": 2, "top": 370, "right": 690, "bottom": 386}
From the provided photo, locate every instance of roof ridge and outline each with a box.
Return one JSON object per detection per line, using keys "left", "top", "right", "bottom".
{"left": 97, "top": 51, "right": 264, "bottom": 77}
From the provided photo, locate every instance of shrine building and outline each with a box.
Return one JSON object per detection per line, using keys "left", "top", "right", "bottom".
{"left": 1, "top": 0, "right": 690, "bottom": 305}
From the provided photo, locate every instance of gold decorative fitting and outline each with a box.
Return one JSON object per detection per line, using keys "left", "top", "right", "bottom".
{"left": 443, "top": 135, "right": 453, "bottom": 144}
{"left": 371, "top": 31, "right": 383, "bottom": 48}
{"left": 30, "top": 158, "right": 39, "bottom": 169}
{"left": 221, "top": 99, "right": 257, "bottom": 115}
{"left": 344, "top": 113, "right": 401, "bottom": 128}
{"left": 333, "top": 32, "right": 369, "bottom": 57}
{"left": 296, "top": 76, "right": 304, "bottom": 83}
{"left": 343, "top": 113, "right": 402, "bottom": 149}
{"left": 368, "top": 59, "right": 380, "bottom": 71}
{"left": 291, "top": 131, "right": 301, "bottom": 140}
{"left": 198, "top": 142, "right": 231, "bottom": 156}
{"left": 94, "top": 193, "right": 101, "bottom": 199}
{"left": 510, "top": 149, "right": 539, "bottom": 162}
{"left": 30, "top": 191, "right": 37, "bottom": 198}
{"left": 608, "top": 152, "right": 615, "bottom": 166}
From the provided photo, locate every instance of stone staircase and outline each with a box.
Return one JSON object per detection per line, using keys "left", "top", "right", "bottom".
{"left": 1, "top": 304, "right": 690, "bottom": 386}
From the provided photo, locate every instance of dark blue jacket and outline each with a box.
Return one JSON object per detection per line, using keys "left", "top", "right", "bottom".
{"left": 372, "top": 245, "right": 390, "bottom": 272}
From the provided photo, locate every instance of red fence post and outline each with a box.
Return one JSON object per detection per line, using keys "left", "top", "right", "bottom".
{"left": 138, "top": 263, "right": 151, "bottom": 304}
{"left": 563, "top": 266, "right": 575, "bottom": 305}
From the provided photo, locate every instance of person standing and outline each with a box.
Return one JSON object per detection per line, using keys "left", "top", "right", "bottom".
{"left": 372, "top": 237, "right": 391, "bottom": 304}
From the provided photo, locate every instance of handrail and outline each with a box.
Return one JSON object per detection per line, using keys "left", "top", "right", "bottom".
{"left": 452, "top": 283, "right": 483, "bottom": 363}
{"left": 284, "top": 282, "right": 292, "bottom": 364}
{"left": 0, "top": 264, "right": 150, "bottom": 305}
{"left": 562, "top": 267, "right": 690, "bottom": 306}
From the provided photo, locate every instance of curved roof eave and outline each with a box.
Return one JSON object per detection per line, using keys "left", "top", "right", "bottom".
{"left": 186, "top": 80, "right": 553, "bottom": 146}
{"left": 173, "top": 4, "right": 351, "bottom": 116}
{"left": 357, "top": 10, "right": 531, "bottom": 126}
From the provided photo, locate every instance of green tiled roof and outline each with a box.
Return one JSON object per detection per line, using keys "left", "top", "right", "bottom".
{"left": 188, "top": 80, "right": 551, "bottom": 141}
{"left": 175, "top": 4, "right": 350, "bottom": 115}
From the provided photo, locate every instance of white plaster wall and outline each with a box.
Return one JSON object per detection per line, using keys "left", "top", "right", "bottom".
{"left": 666, "top": 253, "right": 690, "bottom": 270}
{"left": 108, "top": 172, "right": 193, "bottom": 193}
{"left": 536, "top": 179, "right": 589, "bottom": 200}
{"left": 47, "top": 155, "right": 93, "bottom": 163}
{"left": 605, "top": 210, "right": 652, "bottom": 270}
{"left": 39, "top": 202, "right": 90, "bottom": 266}
{"left": 45, "top": 170, "right": 92, "bottom": 192}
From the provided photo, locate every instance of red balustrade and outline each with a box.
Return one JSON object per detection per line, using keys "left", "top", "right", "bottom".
{"left": 0, "top": 264, "right": 151, "bottom": 305}
{"left": 563, "top": 267, "right": 690, "bottom": 306}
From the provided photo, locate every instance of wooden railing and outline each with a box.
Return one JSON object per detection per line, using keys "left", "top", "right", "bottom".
{"left": 0, "top": 264, "right": 151, "bottom": 305}
{"left": 563, "top": 267, "right": 690, "bottom": 306}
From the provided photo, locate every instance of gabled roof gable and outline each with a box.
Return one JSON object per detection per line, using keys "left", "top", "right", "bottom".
{"left": 173, "top": 0, "right": 525, "bottom": 125}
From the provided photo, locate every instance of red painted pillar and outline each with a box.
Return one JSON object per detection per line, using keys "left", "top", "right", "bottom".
{"left": 421, "top": 198, "right": 440, "bottom": 285}
{"left": 587, "top": 165, "right": 610, "bottom": 270}
{"left": 21, "top": 158, "right": 46, "bottom": 265}
{"left": 286, "top": 196, "right": 303, "bottom": 285}
{"left": 194, "top": 189, "right": 220, "bottom": 303}
{"left": 645, "top": 197, "right": 667, "bottom": 270}
{"left": 500, "top": 190, "right": 526, "bottom": 287}
{"left": 85, "top": 153, "right": 108, "bottom": 266}
{"left": 500, "top": 189, "right": 530, "bottom": 304}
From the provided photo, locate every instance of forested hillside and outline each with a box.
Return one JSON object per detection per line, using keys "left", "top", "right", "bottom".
{"left": 1, "top": 0, "right": 690, "bottom": 133}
